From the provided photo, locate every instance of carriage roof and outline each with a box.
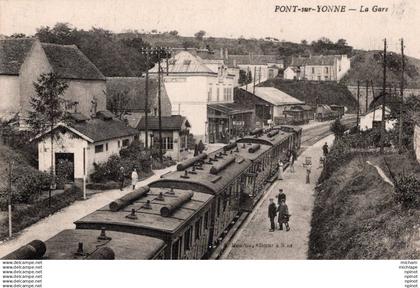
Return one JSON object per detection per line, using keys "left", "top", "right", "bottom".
{"left": 44, "top": 229, "right": 166, "bottom": 260}
{"left": 75, "top": 187, "right": 213, "bottom": 235}
{"left": 237, "top": 129, "right": 292, "bottom": 146}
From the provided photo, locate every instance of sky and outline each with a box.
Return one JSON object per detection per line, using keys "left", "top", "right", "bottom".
{"left": 1, "top": 0, "right": 419, "bottom": 57}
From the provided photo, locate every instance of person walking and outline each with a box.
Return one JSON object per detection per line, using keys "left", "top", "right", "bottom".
{"left": 289, "top": 152, "right": 295, "bottom": 173}
{"left": 197, "top": 140, "right": 205, "bottom": 154}
{"left": 277, "top": 199, "right": 291, "bottom": 231}
{"left": 277, "top": 160, "right": 284, "bottom": 180}
{"left": 131, "top": 168, "right": 138, "bottom": 190}
{"left": 268, "top": 198, "right": 277, "bottom": 232}
{"left": 118, "top": 167, "right": 125, "bottom": 191}
{"left": 277, "top": 189, "right": 286, "bottom": 205}
{"left": 322, "top": 142, "right": 329, "bottom": 156}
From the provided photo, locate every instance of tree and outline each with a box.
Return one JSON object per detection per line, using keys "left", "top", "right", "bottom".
{"left": 169, "top": 30, "right": 178, "bottom": 36}
{"left": 10, "top": 33, "right": 27, "bottom": 38}
{"left": 330, "top": 119, "right": 346, "bottom": 138}
{"left": 27, "top": 73, "right": 69, "bottom": 187}
{"left": 106, "top": 89, "right": 129, "bottom": 120}
{"left": 194, "top": 30, "right": 206, "bottom": 41}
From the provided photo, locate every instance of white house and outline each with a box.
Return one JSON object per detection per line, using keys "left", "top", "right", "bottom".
{"left": 359, "top": 106, "right": 397, "bottom": 131}
{"left": 34, "top": 112, "right": 140, "bottom": 182}
{"left": 285, "top": 55, "right": 350, "bottom": 81}
{"left": 149, "top": 51, "right": 243, "bottom": 143}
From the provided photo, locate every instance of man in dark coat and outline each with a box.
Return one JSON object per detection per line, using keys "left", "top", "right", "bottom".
{"left": 277, "top": 199, "right": 290, "bottom": 231}
{"left": 277, "top": 189, "right": 286, "bottom": 205}
{"left": 322, "top": 142, "right": 329, "bottom": 156}
{"left": 268, "top": 198, "right": 277, "bottom": 232}
{"left": 197, "top": 140, "right": 205, "bottom": 154}
{"left": 193, "top": 144, "right": 199, "bottom": 156}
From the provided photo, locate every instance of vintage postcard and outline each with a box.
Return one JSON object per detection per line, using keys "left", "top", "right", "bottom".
{"left": 0, "top": 0, "right": 419, "bottom": 286}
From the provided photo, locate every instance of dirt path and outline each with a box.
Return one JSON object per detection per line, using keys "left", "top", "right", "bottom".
{"left": 222, "top": 135, "right": 334, "bottom": 259}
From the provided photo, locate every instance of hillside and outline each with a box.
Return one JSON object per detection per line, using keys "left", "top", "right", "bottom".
{"left": 341, "top": 50, "right": 420, "bottom": 88}
{"left": 309, "top": 154, "right": 420, "bottom": 259}
{"left": 259, "top": 79, "right": 358, "bottom": 112}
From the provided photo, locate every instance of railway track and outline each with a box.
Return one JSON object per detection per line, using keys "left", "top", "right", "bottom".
{"left": 211, "top": 118, "right": 356, "bottom": 259}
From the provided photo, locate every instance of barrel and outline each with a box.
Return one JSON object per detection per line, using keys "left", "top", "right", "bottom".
{"left": 160, "top": 191, "right": 194, "bottom": 217}
{"left": 249, "top": 128, "right": 263, "bottom": 136}
{"left": 223, "top": 142, "right": 237, "bottom": 152}
{"left": 176, "top": 153, "right": 207, "bottom": 171}
{"left": 2, "top": 240, "right": 46, "bottom": 260}
{"left": 267, "top": 130, "right": 279, "bottom": 138}
{"left": 109, "top": 186, "right": 150, "bottom": 211}
{"left": 248, "top": 144, "right": 261, "bottom": 153}
{"left": 209, "top": 156, "right": 236, "bottom": 175}
{"left": 87, "top": 247, "right": 115, "bottom": 260}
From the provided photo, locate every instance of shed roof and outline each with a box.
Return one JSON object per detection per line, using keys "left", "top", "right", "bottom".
{"left": 207, "top": 103, "right": 254, "bottom": 115}
{"left": 137, "top": 115, "right": 190, "bottom": 131}
{"left": 242, "top": 87, "right": 304, "bottom": 106}
{"left": 0, "top": 38, "right": 36, "bottom": 75}
{"left": 44, "top": 229, "right": 165, "bottom": 260}
{"left": 41, "top": 43, "right": 105, "bottom": 80}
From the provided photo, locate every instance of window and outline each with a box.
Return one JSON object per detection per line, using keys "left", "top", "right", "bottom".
{"left": 134, "top": 135, "right": 139, "bottom": 141}
{"left": 325, "top": 76, "right": 329, "bottom": 80}
{"left": 223, "top": 87, "right": 228, "bottom": 101}
{"left": 105, "top": 143, "right": 108, "bottom": 151}
{"left": 208, "top": 87, "right": 212, "bottom": 102}
{"left": 195, "top": 218, "right": 202, "bottom": 240}
{"left": 217, "top": 197, "right": 221, "bottom": 216}
{"left": 163, "top": 136, "right": 174, "bottom": 150}
{"left": 312, "top": 67, "right": 315, "bottom": 74}
{"left": 184, "top": 227, "right": 192, "bottom": 251}
{"left": 324, "top": 67, "right": 329, "bottom": 74}
{"left": 171, "top": 239, "right": 180, "bottom": 259}
{"left": 122, "top": 139, "right": 129, "bottom": 147}
{"left": 118, "top": 140, "right": 120, "bottom": 148}
{"left": 204, "top": 211, "right": 209, "bottom": 229}
{"left": 95, "top": 144, "right": 104, "bottom": 153}
{"left": 216, "top": 88, "right": 220, "bottom": 102}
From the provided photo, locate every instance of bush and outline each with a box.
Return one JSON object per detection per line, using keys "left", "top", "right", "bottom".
{"left": 394, "top": 175, "right": 420, "bottom": 209}
{"left": 330, "top": 119, "right": 346, "bottom": 138}
{"left": 56, "top": 159, "right": 74, "bottom": 189}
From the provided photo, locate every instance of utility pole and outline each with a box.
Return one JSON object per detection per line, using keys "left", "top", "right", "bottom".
{"left": 357, "top": 80, "right": 360, "bottom": 131}
{"left": 157, "top": 50, "right": 163, "bottom": 163}
{"left": 399, "top": 38, "right": 405, "bottom": 152}
{"left": 380, "top": 39, "right": 387, "bottom": 154}
{"left": 365, "top": 80, "right": 369, "bottom": 113}
{"left": 141, "top": 49, "right": 150, "bottom": 149}
{"left": 8, "top": 160, "right": 13, "bottom": 238}
{"left": 253, "top": 66, "right": 257, "bottom": 95}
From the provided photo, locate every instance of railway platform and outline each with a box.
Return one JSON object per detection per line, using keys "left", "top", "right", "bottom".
{"left": 221, "top": 134, "right": 335, "bottom": 259}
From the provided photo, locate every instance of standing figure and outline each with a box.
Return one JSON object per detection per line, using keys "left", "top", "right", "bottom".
{"left": 277, "top": 199, "right": 291, "bottom": 231}
{"left": 197, "top": 140, "right": 205, "bottom": 154}
{"left": 305, "top": 162, "right": 312, "bottom": 184}
{"left": 118, "top": 167, "right": 125, "bottom": 191}
{"left": 131, "top": 168, "right": 139, "bottom": 190}
{"left": 289, "top": 152, "right": 295, "bottom": 173}
{"left": 278, "top": 160, "right": 284, "bottom": 180}
{"left": 193, "top": 144, "right": 199, "bottom": 156}
{"left": 322, "top": 142, "right": 329, "bottom": 156}
{"left": 268, "top": 198, "right": 277, "bottom": 232}
{"left": 277, "top": 189, "right": 286, "bottom": 205}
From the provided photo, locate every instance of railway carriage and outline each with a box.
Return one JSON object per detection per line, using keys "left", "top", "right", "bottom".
{"left": 74, "top": 186, "right": 213, "bottom": 260}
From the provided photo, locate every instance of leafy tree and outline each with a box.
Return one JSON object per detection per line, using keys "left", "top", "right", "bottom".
{"left": 27, "top": 72, "right": 69, "bottom": 187}
{"left": 194, "top": 30, "right": 206, "bottom": 41}
{"left": 330, "top": 119, "right": 346, "bottom": 138}
{"left": 10, "top": 33, "right": 27, "bottom": 38}
{"left": 169, "top": 30, "right": 178, "bottom": 36}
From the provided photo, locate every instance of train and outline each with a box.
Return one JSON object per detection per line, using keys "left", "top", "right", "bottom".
{"left": 3, "top": 125, "right": 302, "bottom": 260}
{"left": 315, "top": 104, "right": 344, "bottom": 121}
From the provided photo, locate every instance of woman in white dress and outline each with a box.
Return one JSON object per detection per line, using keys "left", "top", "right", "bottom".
{"left": 131, "top": 168, "right": 139, "bottom": 190}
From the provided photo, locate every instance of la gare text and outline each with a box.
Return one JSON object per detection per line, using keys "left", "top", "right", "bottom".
{"left": 274, "top": 5, "right": 389, "bottom": 13}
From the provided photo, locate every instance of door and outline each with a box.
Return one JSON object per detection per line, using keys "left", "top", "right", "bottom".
{"left": 55, "top": 153, "right": 75, "bottom": 185}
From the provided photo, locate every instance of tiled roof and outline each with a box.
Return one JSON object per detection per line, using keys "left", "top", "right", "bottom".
{"left": 137, "top": 115, "right": 190, "bottom": 131}
{"left": 69, "top": 117, "right": 139, "bottom": 142}
{"left": 106, "top": 77, "right": 158, "bottom": 111}
{"left": 41, "top": 43, "right": 105, "bottom": 80}
{"left": 242, "top": 87, "right": 304, "bottom": 106}
{"left": 0, "top": 38, "right": 35, "bottom": 75}
{"left": 149, "top": 51, "right": 215, "bottom": 74}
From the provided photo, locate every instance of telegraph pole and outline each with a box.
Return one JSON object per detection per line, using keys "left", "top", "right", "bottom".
{"left": 365, "top": 80, "right": 369, "bottom": 113}
{"left": 399, "top": 38, "right": 405, "bottom": 152}
{"left": 141, "top": 49, "right": 150, "bottom": 149}
{"left": 253, "top": 66, "right": 257, "bottom": 95}
{"left": 380, "top": 39, "right": 387, "bottom": 154}
{"left": 8, "top": 160, "right": 13, "bottom": 238}
{"left": 357, "top": 80, "right": 360, "bottom": 131}
{"left": 157, "top": 50, "right": 163, "bottom": 163}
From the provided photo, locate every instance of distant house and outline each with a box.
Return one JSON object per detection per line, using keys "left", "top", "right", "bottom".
{"left": 105, "top": 77, "right": 172, "bottom": 127}
{"left": 33, "top": 111, "right": 140, "bottom": 183}
{"left": 285, "top": 55, "right": 350, "bottom": 81}
{"left": 137, "top": 115, "right": 190, "bottom": 161}
{"left": 149, "top": 51, "right": 251, "bottom": 143}
{"left": 0, "top": 38, "right": 106, "bottom": 125}
{"left": 359, "top": 106, "right": 396, "bottom": 131}
{"left": 235, "top": 87, "right": 304, "bottom": 126}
